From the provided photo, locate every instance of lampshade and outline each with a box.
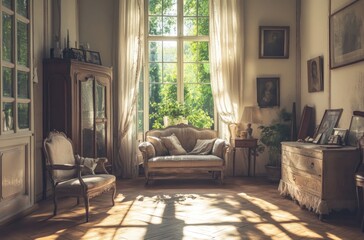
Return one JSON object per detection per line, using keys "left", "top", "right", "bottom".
{"left": 242, "top": 106, "right": 262, "bottom": 124}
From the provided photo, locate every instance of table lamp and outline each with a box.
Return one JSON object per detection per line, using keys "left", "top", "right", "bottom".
{"left": 242, "top": 106, "right": 262, "bottom": 139}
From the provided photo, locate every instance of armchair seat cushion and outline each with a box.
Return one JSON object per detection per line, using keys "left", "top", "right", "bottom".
{"left": 56, "top": 174, "right": 116, "bottom": 194}
{"left": 148, "top": 155, "right": 223, "bottom": 168}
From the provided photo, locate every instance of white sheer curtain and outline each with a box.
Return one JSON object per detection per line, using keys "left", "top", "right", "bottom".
{"left": 210, "top": 0, "right": 245, "bottom": 125}
{"left": 113, "top": 0, "right": 144, "bottom": 178}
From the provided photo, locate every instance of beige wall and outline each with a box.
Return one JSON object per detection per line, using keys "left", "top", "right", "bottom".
{"left": 300, "top": 0, "right": 364, "bottom": 130}
{"left": 78, "top": 0, "right": 115, "bottom": 67}
{"left": 234, "top": 0, "right": 297, "bottom": 176}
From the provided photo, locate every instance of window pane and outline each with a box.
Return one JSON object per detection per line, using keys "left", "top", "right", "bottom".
{"left": 18, "top": 103, "right": 29, "bottom": 129}
{"left": 17, "top": 21, "right": 29, "bottom": 66}
{"left": 197, "top": 63, "right": 210, "bottom": 83}
{"left": 163, "top": 63, "right": 177, "bottom": 83}
{"left": 149, "top": 63, "right": 162, "bottom": 83}
{"left": 149, "top": 41, "right": 162, "bottom": 62}
{"left": 3, "top": 102, "right": 14, "bottom": 131}
{"left": 3, "top": 67, "right": 13, "bottom": 97}
{"left": 184, "top": 63, "right": 197, "bottom": 83}
{"left": 149, "top": 0, "right": 162, "bottom": 15}
{"left": 3, "top": 13, "right": 13, "bottom": 62}
{"left": 184, "top": 17, "right": 197, "bottom": 36}
{"left": 183, "top": 41, "right": 198, "bottom": 62}
{"left": 198, "top": 0, "right": 209, "bottom": 16}
{"left": 149, "top": 16, "right": 162, "bottom": 35}
{"left": 138, "top": 111, "right": 144, "bottom": 134}
{"left": 17, "top": 71, "right": 29, "bottom": 98}
{"left": 198, "top": 42, "right": 209, "bottom": 61}
{"left": 163, "top": 0, "right": 177, "bottom": 15}
{"left": 184, "top": 0, "right": 197, "bottom": 16}
{"left": 198, "top": 17, "right": 209, "bottom": 36}
{"left": 17, "top": 0, "right": 28, "bottom": 17}
{"left": 163, "top": 16, "right": 177, "bottom": 36}
{"left": 163, "top": 41, "right": 177, "bottom": 62}
{"left": 2, "top": 0, "right": 12, "bottom": 9}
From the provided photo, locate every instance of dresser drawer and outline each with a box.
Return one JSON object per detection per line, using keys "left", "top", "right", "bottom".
{"left": 282, "top": 150, "right": 322, "bottom": 176}
{"left": 282, "top": 164, "right": 322, "bottom": 197}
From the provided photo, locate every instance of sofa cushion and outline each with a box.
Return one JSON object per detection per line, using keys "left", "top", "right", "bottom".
{"left": 212, "top": 138, "right": 226, "bottom": 158}
{"left": 161, "top": 134, "right": 187, "bottom": 155}
{"left": 148, "top": 155, "right": 223, "bottom": 168}
{"left": 147, "top": 136, "right": 168, "bottom": 156}
{"left": 189, "top": 138, "right": 216, "bottom": 155}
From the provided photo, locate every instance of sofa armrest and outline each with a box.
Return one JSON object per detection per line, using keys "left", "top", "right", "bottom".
{"left": 138, "top": 141, "right": 156, "bottom": 161}
{"left": 212, "top": 139, "right": 228, "bottom": 160}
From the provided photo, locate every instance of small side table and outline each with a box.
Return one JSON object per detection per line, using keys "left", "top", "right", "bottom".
{"left": 232, "top": 138, "right": 258, "bottom": 176}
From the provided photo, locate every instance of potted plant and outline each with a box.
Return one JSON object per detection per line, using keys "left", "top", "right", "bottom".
{"left": 258, "top": 109, "right": 291, "bottom": 182}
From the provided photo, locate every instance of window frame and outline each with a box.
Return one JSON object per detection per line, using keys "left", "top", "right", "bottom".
{"left": 0, "top": 0, "right": 33, "bottom": 135}
{"left": 141, "top": 0, "right": 214, "bottom": 134}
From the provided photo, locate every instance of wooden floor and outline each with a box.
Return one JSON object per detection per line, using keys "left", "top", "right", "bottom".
{"left": 0, "top": 176, "right": 363, "bottom": 240}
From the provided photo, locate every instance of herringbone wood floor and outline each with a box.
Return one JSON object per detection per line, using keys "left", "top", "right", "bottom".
{"left": 0, "top": 176, "right": 363, "bottom": 240}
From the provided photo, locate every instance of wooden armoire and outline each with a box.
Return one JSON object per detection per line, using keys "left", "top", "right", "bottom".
{"left": 43, "top": 59, "right": 113, "bottom": 168}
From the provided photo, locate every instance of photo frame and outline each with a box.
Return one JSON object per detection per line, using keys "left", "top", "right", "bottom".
{"left": 314, "top": 109, "right": 343, "bottom": 144}
{"left": 330, "top": 0, "right": 364, "bottom": 68}
{"left": 259, "top": 26, "right": 290, "bottom": 59}
{"left": 256, "top": 77, "right": 280, "bottom": 108}
{"left": 332, "top": 128, "right": 348, "bottom": 145}
{"left": 347, "top": 114, "right": 364, "bottom": 146}
{"left": 307, "top": 56, "right": 323, "bottom": 92}
{"left": 70, "top": 48, "right": 85, "bottom": 62}
{"left": 85, "top": 50, "right": 102, "bottom": 65}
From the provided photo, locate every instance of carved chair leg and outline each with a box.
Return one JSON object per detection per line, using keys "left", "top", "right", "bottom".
{"left": 357, "top": 186, "right": 363, "bottom": 220}
{"left": 53, "top": 193, "right": 58, "bottom": 216}
{"left": 220, "top": 171, "right": 224, "bottom": 185}
{"left": 111, "top": 184, "right": 116, "bottom": 206}
{"left": 84, "top": 196, "right": 90, "bottom": 222}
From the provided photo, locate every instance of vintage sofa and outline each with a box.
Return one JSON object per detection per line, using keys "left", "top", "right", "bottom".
{"left": 138, "top": 124, "right": 229, "bottom": 184}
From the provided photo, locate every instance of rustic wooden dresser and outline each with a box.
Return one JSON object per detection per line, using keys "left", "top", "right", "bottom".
{"left": 279, "top": 142, "right": 360, "bottom": 219}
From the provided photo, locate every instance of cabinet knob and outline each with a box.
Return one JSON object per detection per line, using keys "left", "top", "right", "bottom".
{"left": 310, "top": 162, "right": 314, "bottom": 168}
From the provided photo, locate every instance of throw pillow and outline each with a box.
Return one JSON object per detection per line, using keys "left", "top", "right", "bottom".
{"left": 189, "top": 138, "right": 216, "bottom": 155}
{"left": 161, "top": 134, "right": 187, "bottom": 155}
{"left": 147, "top": 136, "right": 169, "bottom": 156}
{"left": 212, "top": 139, "right": 226, "bottom": 158}
{"left": 75, "top": 154, "right": 97, "bottom": 175}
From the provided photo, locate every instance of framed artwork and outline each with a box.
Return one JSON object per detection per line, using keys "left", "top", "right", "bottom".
{"left": 347, "top": 114, "right": 364, "bottom": 146}
{"left": 307, "top": 56, "right": 323, "bottom": 92}
{"left": 259, "top": 26, "right": 290, "bottom": 59}
{"left": 330, "top": 0, "right": 364, "bottom": 68}
{"left": 70, "top": 48, "right": 85, "bottom": 62}
{"left": 85, "top": 50, "right": 102, "bottom": 65}
{"left": 256, "top": 77, "right": 280, "bottom": 108}
{"left": 332, "top": 128, "right": 348, "bottom": 145}
{"left": 314, "top": 109, "right": 343, "bottom": 144}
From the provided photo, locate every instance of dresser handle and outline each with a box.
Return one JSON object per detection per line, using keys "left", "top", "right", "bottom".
{"left": 310, "top": 162, "right": 314, "bottom": 168}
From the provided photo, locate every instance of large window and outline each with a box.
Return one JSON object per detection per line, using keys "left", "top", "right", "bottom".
{"left": 139, "top": 0, "right": 213, "bottom": 135}
{"left": 1, "top": 0, "right": 32, "bottom": 134}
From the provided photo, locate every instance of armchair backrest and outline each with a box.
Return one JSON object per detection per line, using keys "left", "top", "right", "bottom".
{"left": 43, "top": 131, "right": 77, "bottom": 182}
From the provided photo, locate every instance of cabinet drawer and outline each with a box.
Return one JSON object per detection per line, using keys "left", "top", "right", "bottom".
{"left": 282, "top": 150, "right": 322, "bottom": 176}
{"left": 282, "top": 164, "right": 322, "bottom": 197}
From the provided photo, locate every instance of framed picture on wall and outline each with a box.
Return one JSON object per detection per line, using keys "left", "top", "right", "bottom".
{"left": 307, "top": 56, "right": 323, "bottom": 92}
{"left": 256, "top": 77, "right": 280, "bottom": 108}
{"left": 259, "top": 26, "right": 290, "bottom": 59}
{"left": 330, "top": 0, "right": 364, "bottom": 68}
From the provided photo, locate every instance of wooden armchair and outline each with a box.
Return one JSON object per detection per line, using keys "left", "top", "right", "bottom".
{"left": 43, "top": 131, "right": 116, "bottom": 222}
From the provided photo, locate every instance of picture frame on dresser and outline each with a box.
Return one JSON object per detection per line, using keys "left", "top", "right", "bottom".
{"left": 315, "top": 109, "right": 343, "bottom": 144}
{"left": 348, "top": 114, "right": 364, "bottom": 146}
